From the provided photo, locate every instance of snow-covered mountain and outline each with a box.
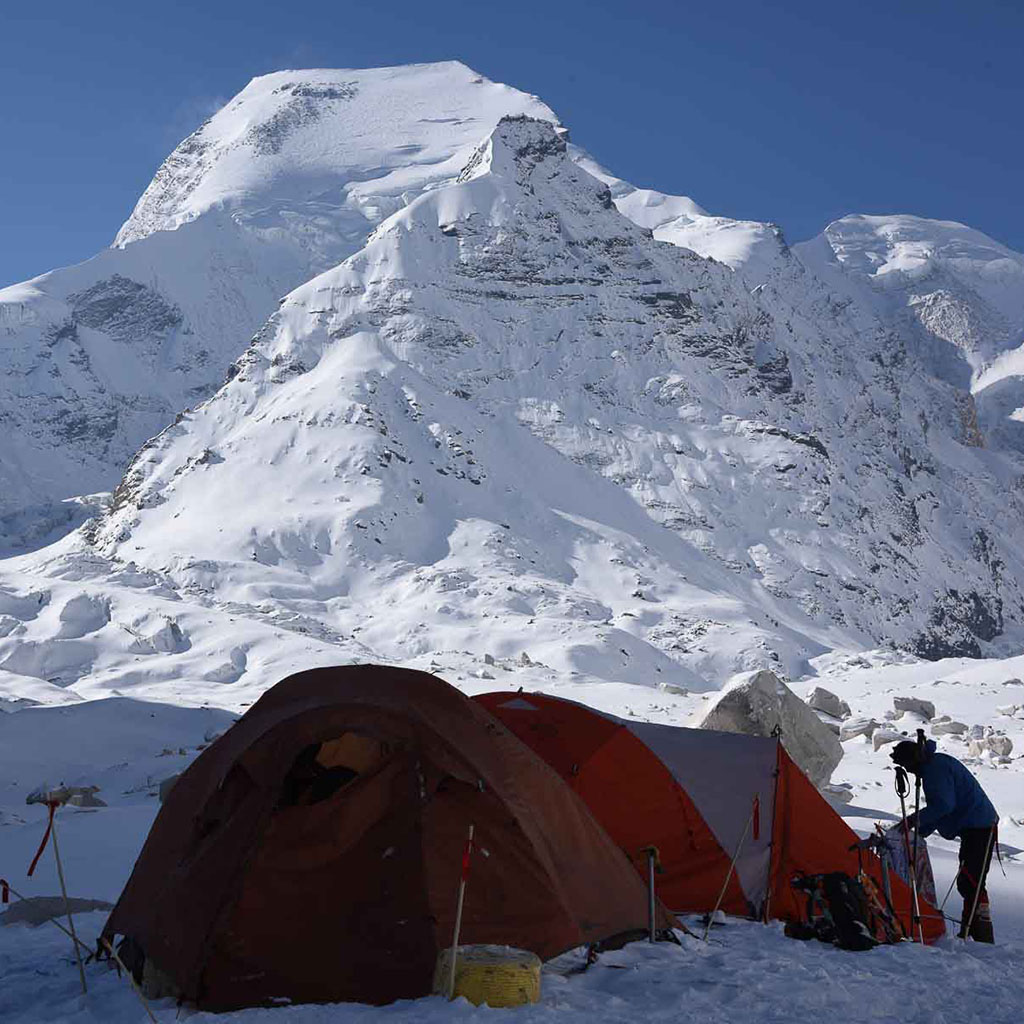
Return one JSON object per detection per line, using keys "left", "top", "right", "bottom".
{"left": 0, "top": 62, "right": 555, "bottom": 553}
{"left": 796, "top": 215, "right": 1024, "bottom": 453}
{"left": 76, "top": 114, "right": 1019, "bottom": 688}
{"left": 1, "top": 62, "right": 1023, "bottom": 707}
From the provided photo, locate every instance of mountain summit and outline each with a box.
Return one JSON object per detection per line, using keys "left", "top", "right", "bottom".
{"left": 0, "top": 63, "right": 555, "bottom": 553}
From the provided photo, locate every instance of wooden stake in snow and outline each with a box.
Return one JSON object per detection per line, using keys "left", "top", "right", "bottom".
{"left": 447, "top": 824, "right": 475, "bottom": 1001}
{"left": 703, "top": 798, "right": 758, "bottom": 942}
{"left": 26, "top": 797, "right": 87, "bottom": 995}
{"left": 49, "top": 809, "right": 88, "bottom": 995}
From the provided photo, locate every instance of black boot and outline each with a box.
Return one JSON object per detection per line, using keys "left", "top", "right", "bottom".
{"left": 968, "top": 897, "right": 995, "bottom": 943}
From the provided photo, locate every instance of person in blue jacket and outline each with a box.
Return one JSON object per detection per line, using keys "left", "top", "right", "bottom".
{"left": 890, "top": 738, "right": 998, "bottom": 942}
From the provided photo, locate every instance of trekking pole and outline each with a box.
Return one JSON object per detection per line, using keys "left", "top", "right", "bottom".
{"left": 703, "top": 799, "right": 757, "bottom": 942}
{"left": 938, "top": 868, "right": 960, "bottom": 913}
{"left": 447, "top": 824, "right": 474, "bottom": 1000}
{"left": 639, "top": 846, "right": 660, "bottom": 943}
{"left": 911, "top": 729, "right": 926, "bottom": 944}
{"left": 25, "top": 796, "right": 88, "bottom": 994}
{"left": 961, "top": 825, "right": 996, "bottom": 942}
{"left": 893, "top": 766, "right": 923, "bottom": 943}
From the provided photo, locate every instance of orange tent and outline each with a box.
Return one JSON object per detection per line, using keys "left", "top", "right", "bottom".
{"left": 474, "top": 691, "right": 944, "bottom": 943}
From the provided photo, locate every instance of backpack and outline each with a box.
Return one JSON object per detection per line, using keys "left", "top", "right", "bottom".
{"left": 787, "top": 872, "right": 889, "bottom": 951}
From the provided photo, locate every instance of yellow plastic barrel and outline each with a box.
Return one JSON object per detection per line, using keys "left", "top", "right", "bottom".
{"left": 433, "top": 944, "right": 542, "bottom": 1007}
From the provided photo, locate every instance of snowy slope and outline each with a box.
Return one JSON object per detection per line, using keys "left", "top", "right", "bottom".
{"left": 0, "top": 62, "right": 556, "bottom": 554}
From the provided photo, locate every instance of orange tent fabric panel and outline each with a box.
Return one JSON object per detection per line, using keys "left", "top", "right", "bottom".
{"left": 475, "top": 693, "right": 747, "bottom": 916}
{"left": 769, "top": 748, "right": 944, "bottom": 943}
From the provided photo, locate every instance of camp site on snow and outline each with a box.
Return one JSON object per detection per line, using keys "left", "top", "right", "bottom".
{"left": 9, "top": 661, "right": 1010, "bottom": 1022}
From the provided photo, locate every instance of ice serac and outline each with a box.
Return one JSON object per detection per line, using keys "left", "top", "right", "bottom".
{"left": 94, "top": 116, "right": 1024, "bottom": 687}
{"left": 0, "top": 62, "right": 556, "bottom": 554}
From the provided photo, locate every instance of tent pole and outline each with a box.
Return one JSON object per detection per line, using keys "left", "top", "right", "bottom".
{"left": 703, "top": 802, "right": 755, "bottom": 941}
{"left": 762, "top": 736, "right": 783, "bottom": 924}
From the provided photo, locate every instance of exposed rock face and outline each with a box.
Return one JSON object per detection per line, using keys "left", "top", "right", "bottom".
{"left": 699, "top": 669, "right": 842, "bottom": 786}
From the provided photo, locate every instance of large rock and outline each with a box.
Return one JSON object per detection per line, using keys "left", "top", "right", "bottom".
{"left": 872, "top": 729, "right": 904, "bottom": 751}
{"left": 700, "top": 669, "right": 842, "bottom": 786}
{"left": 840, "top": 717, "right": 880, "bottom": 741}
{"left": 893, "top": 696, "right": 935, "bottom": 720}
{"left": 807, "top": 686, "right": 851, "bottom": 720}
{"left": 932, "top": 720, "right": 968, "bottom": 736}
{"left": 969, "top": 734, "right": 1014, "bottom": 758}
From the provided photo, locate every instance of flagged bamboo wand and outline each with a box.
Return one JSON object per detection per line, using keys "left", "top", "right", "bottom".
{"left": 447, "top": 823, "right": 475, "bottom": 1001}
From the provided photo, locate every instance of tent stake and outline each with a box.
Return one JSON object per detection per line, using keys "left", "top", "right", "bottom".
{"left": 447, "top": 824, "right": 474, "bottom": 1000}
{"left": 49, "top": 808, "right": 88, "bottom": 995}
{"left": 703, "top": 803, "right": 755, "bottom": 942}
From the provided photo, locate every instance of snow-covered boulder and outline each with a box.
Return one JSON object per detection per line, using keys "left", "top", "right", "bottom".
{"left": 932, "top": 720, "right": 969, "bottom": 736}
{"left": 840, "top": 717, "right": 880, "bottom": 742}
{"left": 872, "top": 729, "right": 904, "bottom": 751}
{"left": 699, "top": 669, "right": 842, "bottom": 785}
{"left": 893, "top": 697, "right": 935, "bottom": 720}
{"left": 822, "top": 783, "right": 854, "bottom": 805}
{"left": 807, "top": 686, "right": 851, "bottom": 719}
{"left": 968, "top": 734, "right": 1014, "bottom": 758}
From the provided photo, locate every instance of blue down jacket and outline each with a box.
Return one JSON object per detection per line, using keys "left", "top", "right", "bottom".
{"left": 917, "top": 740, "right": 998, "bottom": 840}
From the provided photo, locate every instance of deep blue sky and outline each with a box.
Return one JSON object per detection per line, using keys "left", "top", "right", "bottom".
{"left": 2, "top": 0, "right": 1020, "bottom": 287}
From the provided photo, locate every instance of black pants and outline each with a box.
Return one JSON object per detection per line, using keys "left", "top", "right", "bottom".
{"left": 957, "top": 826, "right": 996, "bottom": 942}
